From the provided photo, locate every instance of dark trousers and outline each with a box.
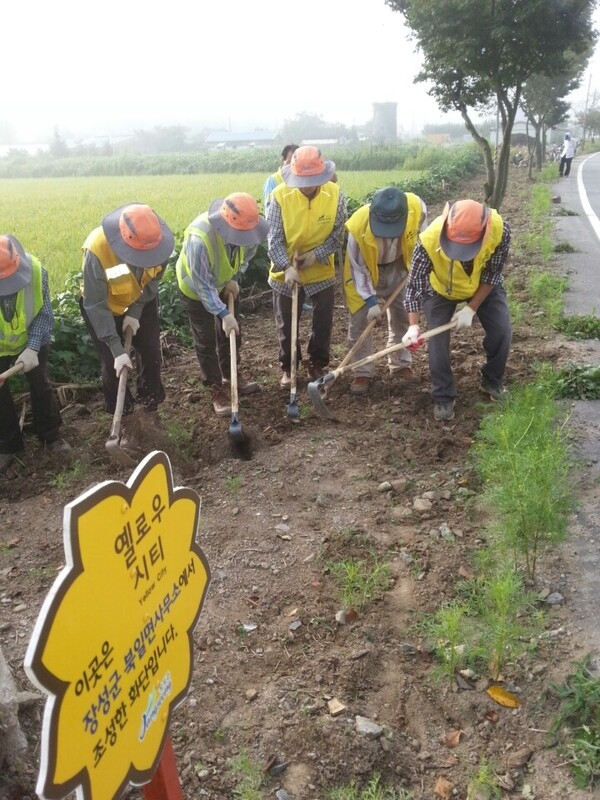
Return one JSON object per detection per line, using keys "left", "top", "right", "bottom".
{"left": 559, "top": 156, "right": 573, "bottom": 176}
{"left": 273, "top": 285, "right": 335, "bottom": 372}
{"left": 423, "top": 286, "right": 512, "bottom": 402}
{"left": 0, "top": 346, "right": 63, "bottom": 454}
{"left": 179, "top": 292, "right": 241, "bottom": 387}
{"left": 80, "top": 297, "right": 165, "bottom": 414}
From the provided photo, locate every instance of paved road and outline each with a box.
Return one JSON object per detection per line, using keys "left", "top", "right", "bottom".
{"left": 549, "top": 151, "right": 600, "bottom": 665}
{"left": 552, "top": 150, "right": 600, "bottom": 316}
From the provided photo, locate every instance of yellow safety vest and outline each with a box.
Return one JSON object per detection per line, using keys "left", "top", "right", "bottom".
{"left": 82, "top": 228, "right": 163, "bottom": 315}
{"left": 420, "top": 210, "right": 504, "bottom": 301}
{"left": 176, "top": 213, "right": 248, "bottom": 301}
{"left": 343, "top": 193, "right": 423, "bottom": 313}
{"left": 0, "top": 257, "right": 44, "bottom": 356}
{"left": 269, "top": 182, "right": 340, "bottom": 285}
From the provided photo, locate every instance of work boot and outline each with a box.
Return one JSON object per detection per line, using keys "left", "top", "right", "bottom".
{"left": 210, "top": 385, "right": 231, "bottom": 418}
{"left": 307, "top": 363, "right": 326, "bottom": 381}
{"left": 393, "top": 366, "right": 418, "bottom": 383}
{"left": 433, "top": 400, "right": 455, "bottom": 422}
{"left": 0, "top": 453, "right": 15, "bottom": 473}
{"left": 280, "top": 371, "right": 292, "bottom": 389}
{"left": 45, "top": 438, "right": 71, "bottom": 454}
{"left": 350, "top": 376, "right": 370, "bottom": 396}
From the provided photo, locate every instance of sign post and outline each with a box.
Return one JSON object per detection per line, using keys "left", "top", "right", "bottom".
{"left": 24, "top": 451, "right": 210, "bottom": 800}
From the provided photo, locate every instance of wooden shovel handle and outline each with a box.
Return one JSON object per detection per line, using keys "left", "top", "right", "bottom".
{"left": 333, "top": 319, "right": 458, "bottom": 378}
{"left": 0, "top": 361, "right": 24, "bottom": 387}
{"left": 227, "top": 294, "right": 239, "bottom": 415}
{"left": 108, "top": 327, "right": 133, "bottom": 441}
{"left": 290, "top": 282, "right": 299, "bottom": 397}
{"left": 338, "top": 273, "right": 409, "bottom": 371}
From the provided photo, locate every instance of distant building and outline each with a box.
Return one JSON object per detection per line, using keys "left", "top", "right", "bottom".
{"left": 372, "top": 103, "right": 398, "bottom": 144}
{"left": 204, "top": 130, "right": 278, "bottom": 149}
{"left": 424, "top": 133, "right": 451, "bottom": 146}
{"left": 300, "top": 138, "right": 339, "bottom": 146}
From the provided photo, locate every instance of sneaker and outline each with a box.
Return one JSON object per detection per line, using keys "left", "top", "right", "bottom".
{"left": 46, "top": 438, "right": 71, "bottom": 454}
{"left": 350, "top": 376, "right": 370, "bottom": 396}
{"left": 0, "top": 453, "right": 14, "bottom": 473}
{"left": 280, "top": 371, "right": 292, "bottom": 389}
{"left": 433, "top": 400, "right": 455, "bottom": 422}
{"left": 210, "top": 385, "right": 231, "bottom": 417}
{"left": 223, "top": 375, "right": 260, "bottom": 395}
{"left": 479, "top": 378, "right": 509, "bottom": 402}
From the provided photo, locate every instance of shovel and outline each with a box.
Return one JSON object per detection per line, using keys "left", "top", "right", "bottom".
{"left": 105, "top": 328, "right": 137, "bottom": 467}
{"left": 0, "top": 362, "right": 24, "bottom": 387}
{"left": 227, "top": 294, "right": 253, "bottom": 458}
{"left": 307, "top": 319, "right": 458, "bottom": 420}
{"left": 287, "top": 281, "right": 300, "bottom": 422}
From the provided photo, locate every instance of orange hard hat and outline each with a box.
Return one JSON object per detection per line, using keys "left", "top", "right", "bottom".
{"left": 0, "top": 235, "right": 32, "bottom": 296}
{"left": 282, "top": 145, "right": 336, "bottom": 188}
{"left": 208, "top": 193, "right": 269, "bottom": 246}
{"left": 102, "top": 203, "right": 175, "bottom": 268}
{"left": 440, "top": 200, "right": 491, "bottom": 260}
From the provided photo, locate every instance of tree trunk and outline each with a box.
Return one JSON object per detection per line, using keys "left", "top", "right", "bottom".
{"left": 460, "top": 106, "right": 495, "bottom": 204}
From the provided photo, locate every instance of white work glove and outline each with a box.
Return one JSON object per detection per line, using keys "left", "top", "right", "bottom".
{"left": 366, "top": 303, "right": 383, "bottom": 324}
{"left": 114, "top": 353, "right": 133, "bottom": 377}
{"left": 453, "top": 305, "right": 476, "bottom": 330}
{"left": 224, "top": 280, "right": 240, "bottom": 300}
{"left": 122, "top": 315, "right": 140, "bottom": 336}
{"left": 16, "top": 347, "right": 39, "bottom": 373}
{"left": 402, "top": 324, "right": 423, "bottom": 351}
{"left": 296, "top": 250, "right": 317, "bottom": 269}
{"left": 222, "top": 313, "right": 240, "bottom": 337}
{"left": 284, "top": 266, "right": 300, "bottom": 288}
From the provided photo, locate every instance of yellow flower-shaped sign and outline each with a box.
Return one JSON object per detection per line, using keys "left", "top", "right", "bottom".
{"left": 24, "top": 451, "right": 210, "bottom": 800}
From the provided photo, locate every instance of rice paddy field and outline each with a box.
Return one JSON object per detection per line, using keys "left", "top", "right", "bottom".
{"left": 0, "top": 170, "right": 420, "bottom": 291}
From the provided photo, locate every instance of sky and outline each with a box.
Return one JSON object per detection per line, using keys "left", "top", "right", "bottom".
{"left": 5, "top": 0, "right": 600, "bottom": 144}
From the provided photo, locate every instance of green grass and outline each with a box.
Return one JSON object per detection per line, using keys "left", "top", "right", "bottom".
{"left": 0, "top": 171, "right": 418, "bottom": 293}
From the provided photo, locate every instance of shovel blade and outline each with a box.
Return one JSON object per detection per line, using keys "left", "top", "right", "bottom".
{"left": 228, "top": 415, "right": 244, "bottom": 443}
{"left": 307, "top": 378, "right": 339, "bottom": 421}
{"left": 105, "top": 435, "right": 137, "bottom": 467}
{"left": 286, "top": 394, "right": 300, "bottom": 422}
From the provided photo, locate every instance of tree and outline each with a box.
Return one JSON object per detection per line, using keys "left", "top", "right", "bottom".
{"left": 279, "top": 112, "right": 358, "bottom": 145}
{"left": 386, "top": 0, "right": 596, "bottom": 209}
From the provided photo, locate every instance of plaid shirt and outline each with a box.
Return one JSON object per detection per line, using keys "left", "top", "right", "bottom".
{"left": 267, "top": 188, "right": 347, "bottom": 298}
{"left": 404, "top": 221, "right": 511, "bottom": 313}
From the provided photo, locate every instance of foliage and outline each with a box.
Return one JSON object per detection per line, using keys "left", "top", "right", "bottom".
{"left": 472, "top": 384, "right": 575, "bottom": 579}
{"left": 549, "top": 656, "right": 600, "bottom": 789}
{"left": 326, "top": 773, "right": 413, "bottom": 799}
{"left": 556, "top": 315, "right": 600, "bottom": 339}
{"left": 387, "top": 0, "right": 597, "bottom": 208}
{"left": 537, "top": 363, "right": 600, "bottom": 400}
{"left": 419, "top": 600, "right": 470, "bottom": 685}
{"left": 325, "top": 555, "right": 391, "bottom": 612}
{"left": 48, "top": 273, "right": 100, "bottom": 384}
{"left": 228, "top": 750, "right": 264, "bottom": 800}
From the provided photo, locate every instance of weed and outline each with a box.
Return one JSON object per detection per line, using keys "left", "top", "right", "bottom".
{"left": 326, "top": 555, "right": 391, "bottom": 611}
{"left": 556, "top": 315, "right": 600, "bottom": 339}
{"left": 49, "top": 459, "right": 86, "bottom": 489}
{"left": 162, "top": 416, "right": 196, "bottom": 457}
{"left": 549, "top": 657, "right": 600, "bottom": 789}
{"left": 537, "top": 362, "right": 600, "bottom": 400}
{"left": 226, "top": 475, "right": 242, "bottom": 495}
{"left": 467, "top": 759, "right": 502, "bottom": 799}
{"left": 419, "top": 600, "right": 470, "bottom": 685}
{"left": 228, "top": 750, "right": 265, "bottom": 800}
{"left": 472, "top": 384, "right": 575, "bottom": 579}
{"left": 326, "top": 772, "right": 413, "bottom": 799}
{"left": 553, "top": 240, "right": 577, "bottom": 253}
{"left": 527, "top": 272, "right": 567, "bottom": 327}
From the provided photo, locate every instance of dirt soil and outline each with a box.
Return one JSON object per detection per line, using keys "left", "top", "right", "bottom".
{"left": 1, "top": 171, "right": 598, "bottom": 800}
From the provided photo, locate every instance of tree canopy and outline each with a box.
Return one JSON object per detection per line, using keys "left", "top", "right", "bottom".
{"left": 386, "top": 0, "right": 597, "bottom": 208}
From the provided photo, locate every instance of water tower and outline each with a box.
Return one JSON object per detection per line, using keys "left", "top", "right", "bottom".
{"left": 372, "top": 102, "right": 398, "bottom": 143}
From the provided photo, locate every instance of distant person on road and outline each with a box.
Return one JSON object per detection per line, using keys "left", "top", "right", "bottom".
{"left": 267, "top": 145, "right": 348, "bottom": 386}
{"left": 263, "top": 144, "right": 299, "bottom": 216}
{"left": 0, "top": 235, "right": 70, "bottom": 473}
{"left": 176, "top": 192, "right": 268, "bottom": 417}
{"left": 559, "top": 132, "right": 577, "bottom": 177}
{"left": 80, "top": 203, "right": 174, "bottom": 417}
{"left": 402, "top": 199, "right": 512, "bottom": 422}
{"left": 343, "top": 186, "right": 427, "bottom": 396}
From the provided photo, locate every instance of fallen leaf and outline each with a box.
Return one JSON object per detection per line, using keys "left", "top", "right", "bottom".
{"left": 455, "top": 671, "right": 476, "bottom": 690}
{"left": 506, "top": 745, "right": 533, "bottom": 768}
{"left": 458, "top": 564, "right": 474, "bottom": 580}
{"left": 441, "top": 755, "right": 459, "bottom": 767}
{"left": 434, "top": 776, "right": 454, "bottom": 799}
{"left": 484, "top": 708, "right": 499, "bottom": 723}
{"left": 486, "top": 684, "right": 521, "bottom": 708}
{"left": 442, "top": 729, "right": 463, "bottom": 748}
